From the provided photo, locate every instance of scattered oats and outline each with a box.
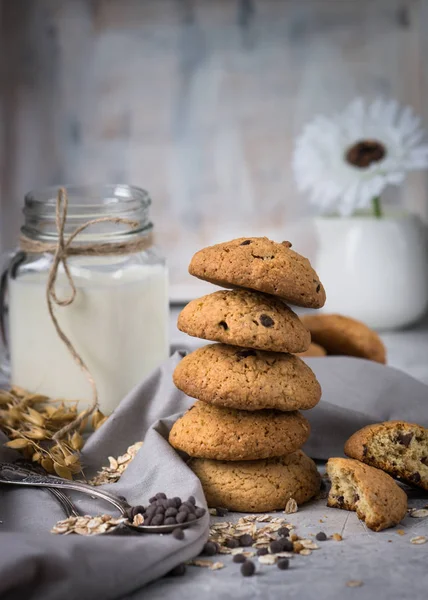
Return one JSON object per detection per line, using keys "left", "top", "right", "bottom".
{"left": 290, "top": 533, "right": 299, "bottom": 542}
{"left": 231, "top": 550, "right": 254, "bottom": 558}
{"left": 293, "top": 542, "right": 304, "bottom": 553}
{"left": 86, "top": 518, "right": 101, "bottom": 529}
{"left": 332, "top": 533, "right": 343, "bottom": 541}
{"left": 258, "top": 554, "right": 277, "bottom": 565}
{"left": 346, "top": 580, "right": 363, "bottom": 588}
{"left": 300, "top": 540, "right": 319, "bottom": 550}
{"left": 396, "top": 530, "right": 406, "bottom": 536}
{"left": 300, "top": 549, "right": 312, "bottom": 556}
{"left": 275, "top": 552, "right": 293, "bottom": 558}
{"left": 51, "top": 514, "right": 127, "bottom": 536}
{"left": 189, "top": 559, "right": 224, "bottom": 570}
{"left": 284, "top": 498, "right": 298, "bottom": 514}
{"left": 255, "top": 514, "right": 273, "bottom": 522}
{"left": 409, "top": 509, "right": 428, "bottom": 518}
{"left": 89, "top": 441, "right": 143, "bottom": 485}
{"left": 209, "top": 509, "right": 217, "bottom": 516}
{"left": 410, "top": 536, "right": 427, "bottom": 545}
{"left": 132, "top": 513, "right": 144, "bottom": 526}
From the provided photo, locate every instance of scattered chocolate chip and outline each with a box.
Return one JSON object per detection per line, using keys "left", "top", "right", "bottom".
{"left": 169, "top": 564, "right": 186, "bottom": 577}
{"left": 241, "top": 561, "right": 255, "bottom": 577}
{"left": 202, "top": 542, "right": 218, "bottom": 556}
{"left": 233, "top": 554, "right": 247, "bottom": 564}
{"left": 259, "top": 314, "right": 274, "bottom": 328}
{"left": 277, "top": 558, "right": 290, "bottom": 570}
{"left": 195, "top": 507, "right": 206, "bottom": 518}
{"left": 216, "top": 507, "right": 229, "bottom": 517}
{"left": 240, "top": 240, "right": 252, "bottom": 245}
{"left": 225, "top": 537, "right": 240, "bottom": 549}
{"left": 316, "top": 532, "right": 327, "bottom": 541}
{"left": 164, "top": 517, "right": 177, "bottom": 525}
{"left": 172, "top": 528, "right": 185, "bottom": 540}
{"left": 270, "top": 540, "right": 283, "bottom": 554}
{"left": 421, "top": 457, "right": 428, "bottom": 466}
{"left": 316, "top": 284, "right": 321, "bottom": 293}
{"left": 218, "top": 321, "right": 228, "bottom": 330}
{"left": 257, "top": 548, "right": 268, "bottom": 556}
{"left": 236, "top": 349, "right": 257, "bottom": 358}
{"left": 280, "top": 539, "right": 294, "bottom": 552}
{"left": 151, "top": 514, "right": 164, "bottom": 526}
{"left": 397, "top": 432, "right": 413, "bottom": 447}
{"left": 239, "top": 534, "right": 254, "bottom": 547}
{"left": 409, "top": 472, "right": 421, "bottom": 484}
{"left": 278, "top": 527, "right": 290, "bottom": 538}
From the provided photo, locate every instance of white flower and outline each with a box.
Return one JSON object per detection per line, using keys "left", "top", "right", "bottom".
{"left": 292, "top": 98, "right": 428, "bottom": 216}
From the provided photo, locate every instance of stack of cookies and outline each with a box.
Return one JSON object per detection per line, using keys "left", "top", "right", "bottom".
{"left": 169, "top": 237, "right": 326, "bottom": 513}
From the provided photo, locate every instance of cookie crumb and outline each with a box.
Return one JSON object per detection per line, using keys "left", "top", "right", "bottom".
{"left": 332, "top": 533, "right": 343, "bottom": 541}
{"left": 346, "top": 580, "right": 363, "bottom": 588}
{"left": 396, "top": 529, "right": 406, "bottom": 536}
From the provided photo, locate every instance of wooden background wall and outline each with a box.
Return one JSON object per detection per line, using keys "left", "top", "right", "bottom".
{"left": 1, "top": 0, "right": 427, "bottom": 299}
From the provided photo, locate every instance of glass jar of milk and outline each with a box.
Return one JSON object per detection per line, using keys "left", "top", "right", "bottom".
{"left": 4, "top": 185, "right": 168, "bottom": 414}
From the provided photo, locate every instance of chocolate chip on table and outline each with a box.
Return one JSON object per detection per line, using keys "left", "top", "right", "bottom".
{"left": 280, "top": 539, "right": 293, "bottom": 552}
{"left": 239, "top": 534, "right": 254, "bottom": 547}
{"left": 397, "top": 432, "right": 413, "bottom": 447}
{"left": 233, "top": 554, "right": 247, "bottom": 564}
{"left": 241, "top": 561, "right": 255, "bottom": 577}
{"left": 168, "top": 564, "right": 186, "bottom": 577}
{"left": 277, "top": 558, "right": 290, "bottom": 570}
{"left": 259, "top": 314, "right": 274, "bottom": 328}
{"left": 316, "top": 532, "right": 327, "bottom": 541}
{"left": 202, "top": 542, "right": 218, "bottom": 556}
{"left": 172, "top": 528, "right": 185, "bottom": 540}
{"left": 215, "top": 507, "right": 229, "bottom": 517}
{"left": 225, "top": 537, "right": 240, "bottom": 549}
{"left": 278, "top": 527, "right": 290, "bottom": 538}
{"left": 257, "top": 548, "right": 268, "bottom": 556}
{"left": 240, "top": 240, "right": 252, "bottom": 245}
{"left": 151, "top": 514, "right": 165, "bottom": 526}
{"left": 269, "top": 540, "right": 283, "bottom": 554}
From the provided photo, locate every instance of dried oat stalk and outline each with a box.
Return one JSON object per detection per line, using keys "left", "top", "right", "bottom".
{"left": 0, "top": 386, "right": 108, "bottom": 479}
{"left": 88, "top": 442, "right": 143, "bottom": 485}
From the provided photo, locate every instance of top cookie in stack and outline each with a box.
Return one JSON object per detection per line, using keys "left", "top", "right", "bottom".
{"left": 170, "top": 237, "right": 325, "bottom": 512}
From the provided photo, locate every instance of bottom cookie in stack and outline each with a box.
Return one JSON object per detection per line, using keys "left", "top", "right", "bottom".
{"left": 169, "top": 401, "right": 321, "bottom": 512}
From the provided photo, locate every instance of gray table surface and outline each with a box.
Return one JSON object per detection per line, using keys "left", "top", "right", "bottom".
{"left": 140, "top": 310, "right": 428, "bottom": 600}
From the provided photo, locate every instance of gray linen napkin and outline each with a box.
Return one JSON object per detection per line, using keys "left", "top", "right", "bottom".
{"left": 1, "top": 352, "right": 428, "bottom": 600}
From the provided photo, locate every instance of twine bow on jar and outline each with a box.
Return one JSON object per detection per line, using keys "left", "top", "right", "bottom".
{"left": 19, "top": 187, "right": 153, "bottom": 440}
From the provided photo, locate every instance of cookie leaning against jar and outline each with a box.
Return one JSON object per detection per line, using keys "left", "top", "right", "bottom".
{"left": 300, "top": 313, "right": 386, "bottom": 364}
{"left": 177, "top": 289, "right": 311, "bottom": 354}
{"left": 169, "top": 401, "right": 310, "bottom": 461}
{"left": 189, "top": 450, "right": 321, "bottom": 512}
{"left": 326, "top": 457, "right": 407, "bottom": 531}
{"left": 173, "top": 343, "right": 321, "bottom": 411}
{"left": 188, "top": 237, "right": 326, "bottom": 309}
{"left": 344, "top": 421, "right": 428, "bottom": 491}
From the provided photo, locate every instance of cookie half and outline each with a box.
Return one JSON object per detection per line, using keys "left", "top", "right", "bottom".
{"left": 297, "top": 342, "right": 326, "bottom": 358}
{"left": 345, "top": 421, "right": 428, "bottom": 491}
{"left": 189, "top": 450, "right": 320, "bottom": 512}
{"left": 169, "top": 401, "right": 310, "bottom": 461}
{"left": 188, "top": 237, "right": 326, "bottom": 309}
{"left": 300, "top": 313, "right": 386, "bottom": 364}
{"left": 173, "top": 344, "right": 321, "bottom": 411}
{"left": 326, "top": 457, "right": 407, "bottom": 531}
{"left": 177, "top": 289, "right": 311, "bottom": 353}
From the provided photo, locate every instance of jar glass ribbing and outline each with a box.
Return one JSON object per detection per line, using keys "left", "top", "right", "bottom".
{"left": 7, "top": 185, "right": 168, "bottom": 414}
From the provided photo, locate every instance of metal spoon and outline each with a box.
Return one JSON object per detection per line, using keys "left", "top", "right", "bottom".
{"left": 0, "top": 462, "right": 204, "bottom": 534}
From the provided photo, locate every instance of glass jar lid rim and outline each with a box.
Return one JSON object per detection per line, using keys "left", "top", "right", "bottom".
{"left": 25, "top": 184, "right": 151, "bottom": 208}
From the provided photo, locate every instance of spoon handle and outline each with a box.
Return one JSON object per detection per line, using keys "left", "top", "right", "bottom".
{"left": 0, "top": 462, "right": 130, "bottom": 516}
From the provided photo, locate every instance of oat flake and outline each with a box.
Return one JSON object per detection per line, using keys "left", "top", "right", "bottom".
{"left": 410, "top": 536, "right": 427, "bottom": 545}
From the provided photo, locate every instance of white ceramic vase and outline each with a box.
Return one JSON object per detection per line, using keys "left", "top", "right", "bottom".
{"left": 312, "top": 215, "right": 428, "bottom": 330}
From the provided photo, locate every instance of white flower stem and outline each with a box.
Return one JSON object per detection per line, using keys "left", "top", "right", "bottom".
{"left": 372, "top": 196, "right": 383, "bottom": 218}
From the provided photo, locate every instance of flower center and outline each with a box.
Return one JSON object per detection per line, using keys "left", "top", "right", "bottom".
{"left": 345, "top": 140, "right": 386, "bottom": 168}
